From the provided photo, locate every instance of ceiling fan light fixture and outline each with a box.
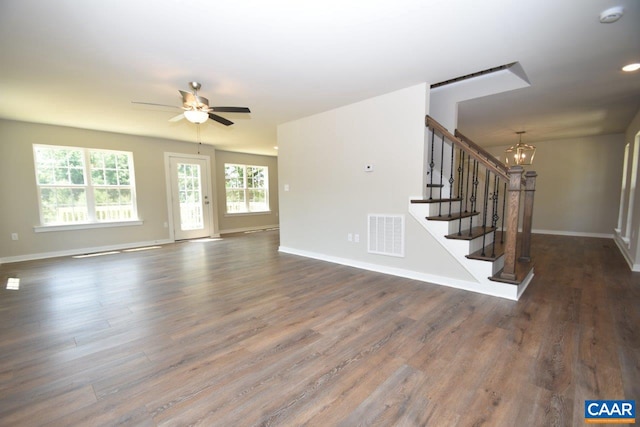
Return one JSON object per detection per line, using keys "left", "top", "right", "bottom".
{"left": 184, "top": 110, "right": 209, "bottom": 124}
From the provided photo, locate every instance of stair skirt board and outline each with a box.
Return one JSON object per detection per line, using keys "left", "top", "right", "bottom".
{"left": 278, "top": 246, "right": 524, "bottom": 300}
{"left": 409, "top": 201, "right": 529, "bottom": 300}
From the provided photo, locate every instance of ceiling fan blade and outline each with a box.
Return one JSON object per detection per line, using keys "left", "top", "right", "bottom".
{"left": 209, "top": 113, "right": 234, "bottom": 126}
{"left": 132, "top": 101, "right": 180, "bottom": 109}
{"left": 194, "top": 95, "right": 209, "bottom": 107}
{"left": 168, "top": 113, "right": 185, "bottom": 122}
{"left": 179, "top": 90, "right": 196, "bottom": 104}
{"left": 179, "top": 90, "right": 210, "bottom": 108}
{"left": 211, "top": 106, "right": 251, "bottom": 113}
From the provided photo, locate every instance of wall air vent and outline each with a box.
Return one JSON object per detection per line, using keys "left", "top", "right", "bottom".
{"left": 368, "top": 214, "right": 405, "bottom": 257}
{"left": 430, "top": 63, "right": 517, "bottom": 89}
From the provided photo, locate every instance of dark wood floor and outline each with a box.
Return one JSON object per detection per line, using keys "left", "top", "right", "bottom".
{"left": 0, "top": 231, "right": 638, "bottom": 426}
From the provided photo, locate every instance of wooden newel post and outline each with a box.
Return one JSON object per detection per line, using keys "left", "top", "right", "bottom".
{"left": 519, "top": 171, "right": 537, "bottom": 262}
{"left": 500, "top": 166, "right": 524, "bottom": 281}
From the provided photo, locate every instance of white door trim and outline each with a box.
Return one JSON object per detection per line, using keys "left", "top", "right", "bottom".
{"left": 164, "top": 152, "right": 216, "bottom": 241}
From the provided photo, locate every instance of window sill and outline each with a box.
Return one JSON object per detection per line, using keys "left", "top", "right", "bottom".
{"left": 34, "top": 220, "right": 144, "bottom": 233}
{"left": 224, "top": 211, "right": 272, "bottom": 217}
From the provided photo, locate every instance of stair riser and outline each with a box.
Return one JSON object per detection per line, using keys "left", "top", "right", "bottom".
{"left": 469, "top": 233, "right": 496, "bottom": 253}
{"left": 425, "top": 183, "right": 454, "bottom": 201}
{"left": 445, "top": 217, "right": 473, "bottom": 235}
{"left": 428, "top": 201, "right": 463, "bottom": 217}
{"left": 428, "top": 204, "right": 496, "bottom": 226}
{"left": 492, "top": 256, "right": 504, "bottom": 275}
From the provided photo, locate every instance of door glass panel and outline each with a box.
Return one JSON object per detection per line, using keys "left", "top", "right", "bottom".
{"left": 177, "top": 163, "right": 203, "bottom": 231}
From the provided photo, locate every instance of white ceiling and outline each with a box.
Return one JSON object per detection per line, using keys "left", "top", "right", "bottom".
{"left": 1, "top": 0, "right": 638, "bottom": 155}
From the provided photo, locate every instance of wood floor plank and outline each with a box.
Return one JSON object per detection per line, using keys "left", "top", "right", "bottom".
{"left": 0, "top": 231, "right": 638, "bottom": 426}
{"left": 1, "top": 384, "right": 97, "bottom": 426}
{"left": 336, "top": 364, "right": 430, "bottom": 427}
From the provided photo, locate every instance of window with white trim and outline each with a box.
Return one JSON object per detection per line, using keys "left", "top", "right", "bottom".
{"left": 224, "top": 163, "right": 269, "bottom": 214}
{"left": 33, "top": 144, "right": 138, "bottom": 225}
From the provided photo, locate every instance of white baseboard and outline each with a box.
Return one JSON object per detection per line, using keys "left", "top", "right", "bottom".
{"left": 278, "top": 246, "right": 521, "bottom": 301}
{"left": 613, "top": 231, "right": 640, "bottom": 272}
{"left": 532, "top": 229, "right": 614, "bottom": 239}
{"left": 0, "top": 239, "right": 174, "bottom": 264}
{"left": 220, "top": 224, "right": 280, "bottom": 235}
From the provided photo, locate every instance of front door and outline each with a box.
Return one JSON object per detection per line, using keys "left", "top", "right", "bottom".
{"left": 168, "top": 155, "right": 212, "bottom": 240}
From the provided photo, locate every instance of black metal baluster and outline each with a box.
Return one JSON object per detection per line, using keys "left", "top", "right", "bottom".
{"left": 438, "top": 133, "right": 445, "bottom": 217}
{"left": 491, "top": 175, "right": 499, "bottom": 258}
{"left": 481, "top": 169, "right": 490, "bottom": 256}
{"left": 428, "top": 130, "right": 435, "bottom": 200}
{"left": 501, "top": 181, "right": 506, "bottom": 243}
{"left": 464, "top": 153, "right": 471, "bottom": 213}
{"left": 448, "top": 142, "right": 455, "bottom": 217}
{"left": 472, "top": 161, "right": 479, "bottom": 213}
{"left": 468, "top": 159, "right": 479, "bottom": 236}
{"left": 457, "top": 149, "right": 464, "bottom": 199}
{"left": 457, "top": 150, "right": 465, "bottom": 236}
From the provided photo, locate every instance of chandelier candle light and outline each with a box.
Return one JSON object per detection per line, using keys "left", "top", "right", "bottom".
{"left": 505, "top": 131, "right": 536, "bottom": 166}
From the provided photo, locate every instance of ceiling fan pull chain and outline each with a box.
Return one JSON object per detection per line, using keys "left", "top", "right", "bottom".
{"left": 197, "top": 123, "right": 202, "bottom": 154}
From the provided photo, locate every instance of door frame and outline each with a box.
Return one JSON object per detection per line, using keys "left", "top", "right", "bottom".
{"left": 164, "top": 152, "right": 218, "bottom": 241}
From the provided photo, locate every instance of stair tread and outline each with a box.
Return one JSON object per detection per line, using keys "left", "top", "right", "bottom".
{"left": 489, "top": 260, "right": 534, "bottom": 285}
{"left": 410, "top": 198, "right": 462, "bottom": 204}
{"left": 445, "top": 226, "right": 496, "bottom": 240}
{"left": 427, "top": 211, "right": 479, "bottom": 221}
{"left": 466, "top": 231, "right": 505, "bottom": 261}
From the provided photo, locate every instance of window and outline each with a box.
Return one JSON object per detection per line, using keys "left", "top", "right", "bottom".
{"left": 224, "top": 163, "right": 269, "bottom": 214}
{"left": 33, "top": 144, "right": 138, "bottom": 226}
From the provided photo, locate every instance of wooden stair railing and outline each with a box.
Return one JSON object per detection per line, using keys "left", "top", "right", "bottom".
{"left": 419, "top": 115, "right": 537, "bottom": 284}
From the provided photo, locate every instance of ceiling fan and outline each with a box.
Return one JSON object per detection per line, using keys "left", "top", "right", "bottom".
{"left": 132, "top": 82, "right": 251, "bottom": 126}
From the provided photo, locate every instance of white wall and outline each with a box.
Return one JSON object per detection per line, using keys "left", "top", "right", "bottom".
{"left": 278, "top": 83, "right": 477, "bottom": 283}
{"left": 430, "top": 63, "right": 530, "bottom": 131}
{"left": 483, "top": 133, "right": 625, "bottom": 237}
{"left": 615, "top": 108, "right": 640, "bottom": 270}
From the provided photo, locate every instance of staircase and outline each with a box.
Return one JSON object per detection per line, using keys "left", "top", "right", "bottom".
{"left": 409, "top": 116, "right": 536, "bottom": 300}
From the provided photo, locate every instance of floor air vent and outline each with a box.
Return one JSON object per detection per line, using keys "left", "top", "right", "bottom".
{"left": 368, "top": 214, "right": 405, "bottom": 257}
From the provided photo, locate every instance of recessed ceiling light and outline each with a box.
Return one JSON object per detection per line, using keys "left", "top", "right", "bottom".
{"left": 622, "top": 63, "right": 640, "bottom": 72}
{"left": 600, "top": 6, "right": 624, "bottom": 23}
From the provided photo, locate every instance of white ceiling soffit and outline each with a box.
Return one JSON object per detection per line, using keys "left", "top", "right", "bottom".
{"left": 430, "top": 63, "right": 532, "bottom": 131}
{"left": 0, "top": 0, "right": 638, "bottom": 154}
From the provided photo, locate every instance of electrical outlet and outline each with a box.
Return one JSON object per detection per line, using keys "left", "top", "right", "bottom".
{"left": 354, "top": 234, "right": 360, "bottom": 243}
{"left": 348, "top": 233, "right": 353, "bottom": 242}
{"left": 11, "top": 233, "right": 18, "bottom": 241}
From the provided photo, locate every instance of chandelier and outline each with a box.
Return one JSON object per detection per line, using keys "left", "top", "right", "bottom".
{"left": 505, "top": 131, "right": 536, "bottom": 165}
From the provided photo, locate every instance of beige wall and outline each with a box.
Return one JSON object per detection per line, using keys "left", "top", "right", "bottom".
{"left": 484, "top": 133, "right": 625, "bottom": 236}
{"left": 215, "top": 150, "right": 279, "bottom": 233}
{"left": 0, "top": 119, "right": 278, "bottom": 262}
{"left": 278, "top": 83, "right": 477, "bottom": 283}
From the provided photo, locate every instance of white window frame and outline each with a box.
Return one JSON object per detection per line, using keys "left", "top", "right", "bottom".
{"left": 33, "top": 144, "right": 140, "bottom": 231}
{"left": 224, "top": 163, "right": 270, "bottom": 215}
